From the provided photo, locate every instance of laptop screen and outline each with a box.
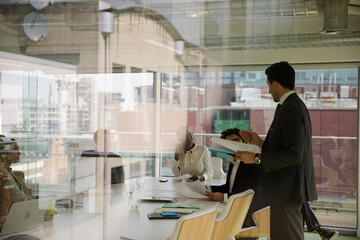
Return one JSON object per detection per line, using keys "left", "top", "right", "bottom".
{"left": 1, "top": 200, "right": 45, "bottom": 236}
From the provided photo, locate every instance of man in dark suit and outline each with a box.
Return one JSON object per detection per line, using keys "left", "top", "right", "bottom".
{"left": 237, "top": 61, "right": 318, "bottom": 240}
{"left": 207, "top": 129, "right": 337, "bottom": 240}
{"left": 205, "top": 128, "right": 268, "bottom": 228}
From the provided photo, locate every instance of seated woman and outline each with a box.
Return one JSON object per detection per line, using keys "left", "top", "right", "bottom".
{"left": 0, "top": 168, "right": 12, "bottom": 226}
{"left": 172, "top": 126, "right": 213, "bottom": 181}
{"left": 0, "top": 136, "right": 31, "bottom": 209}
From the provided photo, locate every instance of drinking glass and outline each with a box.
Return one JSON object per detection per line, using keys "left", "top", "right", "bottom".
{"left": 136, "top": 177, "right": 145, "bottom": 190}
{"left": 125, "top": 184, "right": 139, "bottom": 210}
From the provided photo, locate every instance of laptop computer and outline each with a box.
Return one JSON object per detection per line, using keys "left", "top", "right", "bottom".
{"left": 0, "top": 200, "right": 45, "bottom": 236}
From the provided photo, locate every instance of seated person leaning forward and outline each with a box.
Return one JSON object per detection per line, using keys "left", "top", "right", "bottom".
{"left": 205, "top": 128, "right": 267, "bottom": 228}
{"left": 0, "top": 136, "right": 32, "bottom": 226}
{"left": 0, "top": 136, "right": 32, "bottom": 203}
{"left": 172, "top": 126, "right": 213, "bottom": 181}
{"left": 0, "top": 162, "right": 12, "bottom": 226}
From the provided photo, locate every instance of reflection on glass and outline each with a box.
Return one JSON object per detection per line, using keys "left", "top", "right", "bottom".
{"left": 0, "top": 1, "right": 358, "bottom": 234}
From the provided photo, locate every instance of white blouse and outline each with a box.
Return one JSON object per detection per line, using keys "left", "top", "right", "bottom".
{"left": 172, "top": 144, "right": 214, "bottom": 180}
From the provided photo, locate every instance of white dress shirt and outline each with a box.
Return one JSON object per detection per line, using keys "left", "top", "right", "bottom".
{"left": 279, "top": 91, "right": 296, "bottom": 105}
{"left": 223, "top": 159, "right": 240, "bottom": 202}
{"left": 229, "top": 159, "right": 240, "bottom": 193}
{"left": 172, "top": 144, "right": 214, "bottom": 180}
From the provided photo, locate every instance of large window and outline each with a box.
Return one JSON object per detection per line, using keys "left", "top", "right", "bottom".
{"left": 1, "top": 0, "right": 359, "bottom": 237}
{"left": 1, "top": 50, "right": 359, "bottom": 235}
{"left": 161, "top": 67, "right": 358, "bottom": 229}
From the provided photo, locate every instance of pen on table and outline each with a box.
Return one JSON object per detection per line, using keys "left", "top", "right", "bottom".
{"left": 162, "top": 206, "right": 201, "bottom": 209}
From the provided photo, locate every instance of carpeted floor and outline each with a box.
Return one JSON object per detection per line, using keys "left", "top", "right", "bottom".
{"left": 256, "top": 232, "right": 360, "bottom": 240}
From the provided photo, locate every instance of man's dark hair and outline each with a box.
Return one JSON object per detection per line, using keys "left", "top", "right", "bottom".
{"left": 221, "top": 128, "right": 241, "bottom": 139}
{"left": 265, "top": 61, "right": 295, "bottom": 90}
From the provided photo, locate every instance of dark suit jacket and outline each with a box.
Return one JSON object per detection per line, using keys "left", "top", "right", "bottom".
{"left": 211, "top": 161, "right": 268, "bottom": 227}
{"left": 261, "top": 93, "right": 317, "bottom": 205}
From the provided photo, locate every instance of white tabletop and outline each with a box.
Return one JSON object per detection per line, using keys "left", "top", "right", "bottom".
{"left": 2, "top": 177, "right": 224, "bottom": 240}
{"left": 105, "top": 177, "right": 221, "bottom": 240}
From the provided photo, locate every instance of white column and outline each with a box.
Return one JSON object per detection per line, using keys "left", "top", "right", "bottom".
{"left": 154, "top": 72, "right": 161, "bottom": 177}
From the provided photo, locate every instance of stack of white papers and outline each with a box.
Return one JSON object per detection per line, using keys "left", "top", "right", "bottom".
{"left": 180, "top": 179, "right": 208, "bottom": 199}
{"left": 210, "top": 137, "right": 259, "bottom": 155}
{"left": 173, "top": 174, "right": 192, "bottom": 182}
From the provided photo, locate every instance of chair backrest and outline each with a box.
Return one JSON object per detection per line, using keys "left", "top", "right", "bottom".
{"left": 211, "top": 189, "right": 254, "bottom": 240}
{"left": 235, "top": 206, "right": 270, "bottom": 238}
{"left": 167, "top": 207, "right": 218, "bottom": 240}
{"left": 210, "top": 157, "right": 226, "bottom": 180}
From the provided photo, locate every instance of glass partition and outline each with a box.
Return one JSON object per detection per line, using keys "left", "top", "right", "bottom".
{"left": 0, "top": 0, "right": 359, "bottom": 237}
{"left": 161, "top": 67, "right": 358, "bottom": 229}
{"left": 1, "top": 45, "right": 358, "bottom": 237}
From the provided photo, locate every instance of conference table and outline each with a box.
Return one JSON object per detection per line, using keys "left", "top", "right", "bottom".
{"left": 2, "top": 177, "right": 225, "bottom": 240}
{"left": 106, "top": 177, "right": 224, "bottom": 240}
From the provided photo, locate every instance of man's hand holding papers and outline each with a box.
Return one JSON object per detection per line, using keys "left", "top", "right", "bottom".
{"left": 210, "top": 137, "right": 260, "bottom": 156}
{"left": 233, "top": 130, "right": 265, "bottom": 164}
{"left": 239, "top": 130, "right": 264, "bottom": 148}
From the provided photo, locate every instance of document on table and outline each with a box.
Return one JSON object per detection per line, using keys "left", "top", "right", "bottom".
{"left": 180, "top": 179, "right": 208, "bottom": 199}
{"left": 173, "top": 174, "right": 192, "bottom": 182}
{"left": 153, "top": 207, "right": 195, "bottom": 214}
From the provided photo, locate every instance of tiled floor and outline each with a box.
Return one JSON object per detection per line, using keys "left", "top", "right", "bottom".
{"left": 257, "top": 232, "right": 360, "bottom": 240}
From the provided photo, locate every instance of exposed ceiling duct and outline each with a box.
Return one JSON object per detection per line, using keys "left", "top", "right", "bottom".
{"left": 320, "top": 0, "right": 351, "bottom": 35}
{"left": 202, "top": 32, "right": 360, "bottom": 51}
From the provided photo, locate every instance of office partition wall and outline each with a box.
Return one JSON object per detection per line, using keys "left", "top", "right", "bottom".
{"left": 0, "top": 0, "right": 359, "bottom": 237}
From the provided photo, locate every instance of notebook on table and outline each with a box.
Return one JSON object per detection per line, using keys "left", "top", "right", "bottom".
{"left": 147, "top": 213, "right": 181, "bottom": 219}
{"left": 140, "top": 196, "right": 179, "bottom": 203}
{"left": 0, "top": 200, "right": 45, "bottom": 236}
{"left": 154, "top": 207, "right": 194, "bottom": 214}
